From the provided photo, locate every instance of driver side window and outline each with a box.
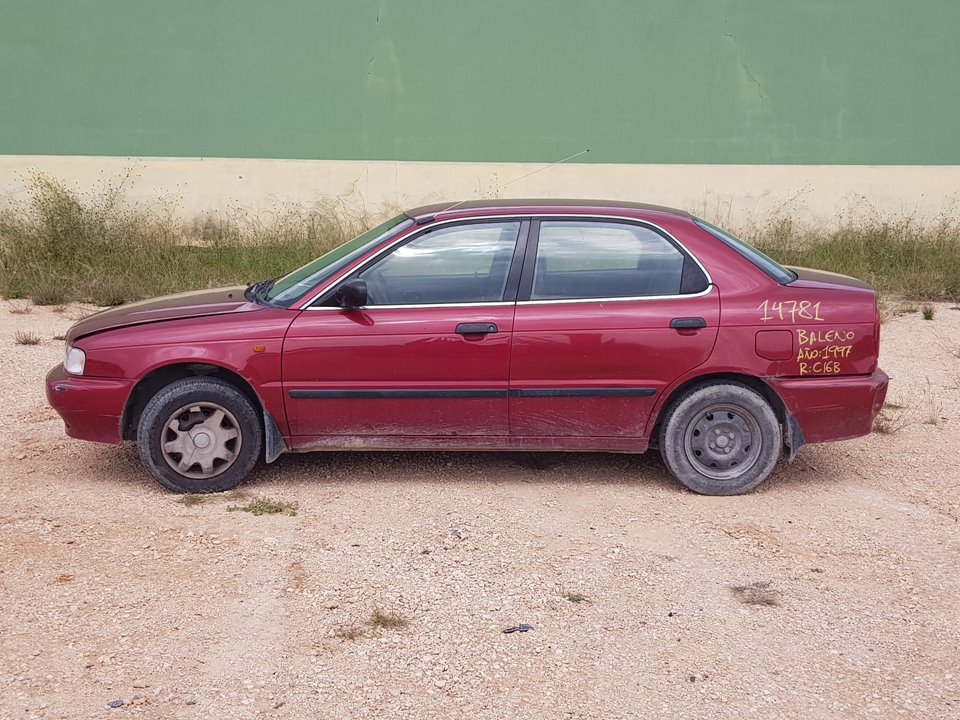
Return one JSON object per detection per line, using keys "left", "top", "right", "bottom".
{"left": 358, "top": 221, "right": 521, "bottom": 305}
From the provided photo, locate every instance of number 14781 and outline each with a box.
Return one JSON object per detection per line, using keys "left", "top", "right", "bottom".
{"left": 758, "top": 299, "right": 824, "bottom": 323}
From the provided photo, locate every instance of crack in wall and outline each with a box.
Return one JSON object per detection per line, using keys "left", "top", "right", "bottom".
{"left": 737, "top": 46, "right": 770, "bottom": 108}
{"left": 723, "top": 32, "right": 770, "bottom": 109}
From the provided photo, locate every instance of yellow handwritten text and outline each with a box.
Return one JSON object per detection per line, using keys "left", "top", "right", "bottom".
{"left": 798, "top": 361, "right": 842, "bottom": 375}
{"left": 758, "top": 299, "right": 824, "bottom": 324}
{"left": 794, "top": 327, "right": 857, "bottom": 375}
{"left": 796, "top": 329, "right": 855, "bottom": 346}
{"left": 797, "top": 345, "right": 854, "bottom": 362}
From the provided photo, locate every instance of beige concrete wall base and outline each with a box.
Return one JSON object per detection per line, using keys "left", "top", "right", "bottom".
{"left": 1, "top": 156, "right": 958, "bottom": 227}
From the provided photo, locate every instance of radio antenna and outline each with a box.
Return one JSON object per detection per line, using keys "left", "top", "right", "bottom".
{"left": 434, "top": 147, "right": 590, "bottom": 218}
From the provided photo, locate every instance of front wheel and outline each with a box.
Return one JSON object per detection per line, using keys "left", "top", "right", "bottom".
{"left": 137, "top": 377, "right": 262, "bottom": 493}
{"left": 659, "top": 382, "right": 781, "bottom": 496}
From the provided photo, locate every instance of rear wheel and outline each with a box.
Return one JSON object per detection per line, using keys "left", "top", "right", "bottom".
{"left": 659, "top": 382, "right": 781, "bottom": 495}
{"left": 137, "top": 377, "right": 262, "bottom": 493}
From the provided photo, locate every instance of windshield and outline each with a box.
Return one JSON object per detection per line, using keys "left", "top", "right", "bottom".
{"left": 694, "top": 219, "right": 797, "bottom": 284}
{"left": 265, "top": 214, "right": 413, "bottom": 306}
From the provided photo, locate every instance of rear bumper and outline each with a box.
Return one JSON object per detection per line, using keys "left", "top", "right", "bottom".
{"left": 45, "top": 364, "right": 135, "bottom": 445}
{"left": 769, "top": 368, "right": 889, "bottom": 445}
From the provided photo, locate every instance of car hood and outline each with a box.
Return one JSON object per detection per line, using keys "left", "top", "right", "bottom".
{"left": 787, "top": 266, "right": 874, "bottom": 291}
{"left": 66, "top": 286, "right": 261, "bottom": 342}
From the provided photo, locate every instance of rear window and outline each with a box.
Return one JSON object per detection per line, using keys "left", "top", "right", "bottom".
{"left": 695, "top": 219, "right": 796, "bottom": 284}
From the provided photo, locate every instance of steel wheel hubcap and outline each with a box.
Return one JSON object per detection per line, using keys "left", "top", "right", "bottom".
{"left": 683, "top": 403, "right": 762, "bottom": 481}
{"left": 160, "top": 402, "right": 242, "bottom": 479}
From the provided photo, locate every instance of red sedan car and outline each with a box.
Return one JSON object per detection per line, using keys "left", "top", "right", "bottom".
{"left": 46, "top": 200, "right": 888, "bottom": 495}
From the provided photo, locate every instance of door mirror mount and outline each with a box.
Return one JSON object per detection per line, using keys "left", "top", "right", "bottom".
{"left": 334, "top": 279, "right": 368, "bottom": 309}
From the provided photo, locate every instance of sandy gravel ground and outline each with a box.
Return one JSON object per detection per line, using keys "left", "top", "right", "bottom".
{"left": 1, "top": 301, "right": 958, "bottom": 720}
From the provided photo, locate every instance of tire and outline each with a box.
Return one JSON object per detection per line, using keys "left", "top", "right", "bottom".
{"left": 136, "top": 377, "right": 262, "bottom": 493}
{"left": 658, "top": 381, "right": 781, "bottom": 496}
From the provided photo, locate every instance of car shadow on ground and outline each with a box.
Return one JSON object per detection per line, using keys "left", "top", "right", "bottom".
{"left": 74, "top": 439, "right": 849, "bottom": 498}
{"left": 80, "top": 443, "right": 160, "bottom": 492}
{"left": 757, "top": 447, "right": 851, "bottom": 494}
{"left": 253, "top": 449, "right": 681, "bottom": 492}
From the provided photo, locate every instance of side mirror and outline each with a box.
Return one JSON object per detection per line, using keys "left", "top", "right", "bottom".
{"left": 334, "top": 279, "right": 368, "bottom": 309}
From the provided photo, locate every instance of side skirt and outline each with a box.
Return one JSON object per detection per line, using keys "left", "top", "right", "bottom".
{"left": 284, "top": 434, "right": 650, "bottom": 454}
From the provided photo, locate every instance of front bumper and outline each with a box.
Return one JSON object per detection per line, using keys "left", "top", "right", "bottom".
{"left": 45, "top": 364, "right": 136, "bottom": 445}
{"left": 769, "top": 368, "right": 889, "bottom": 445}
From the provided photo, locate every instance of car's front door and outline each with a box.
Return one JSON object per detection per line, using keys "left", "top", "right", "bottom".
{"left": 282, "top": 219, "right": 528, "bottom": 441}
{"left": 509, "top": 218, "right": 720, "bottom": 438}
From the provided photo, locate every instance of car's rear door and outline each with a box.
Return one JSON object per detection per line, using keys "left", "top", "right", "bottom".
{"left": 509, "top": 217, "right": 719, "bottom": 438}
{"left": 282, "top": 218, "right": 528, "bottom": 440}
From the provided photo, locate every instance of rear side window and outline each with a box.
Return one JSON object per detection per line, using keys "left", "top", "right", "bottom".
{"left": 695, "top": 219, "right": 796, "bottom": 284}
{"left": 531, "top": 220, "right": 706, "bottom": 300}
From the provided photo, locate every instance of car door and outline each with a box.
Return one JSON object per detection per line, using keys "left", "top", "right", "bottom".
{"left": 509, "top": 217, "right": 719, "bottom": 438}
{"left": 283, "top": 218, "right": 528, "bottom": 440}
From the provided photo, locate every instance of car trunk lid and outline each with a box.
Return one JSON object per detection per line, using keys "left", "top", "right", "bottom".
{"left": 787, "top": 266, "right": 874, "bottom": 291}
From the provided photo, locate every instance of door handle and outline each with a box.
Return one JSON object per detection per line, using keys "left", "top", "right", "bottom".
{"left": 456, "top": 322, "right": 498, "bottom": 335}
{"left": 670, "top": 317, "right": 707, "bottom": 330}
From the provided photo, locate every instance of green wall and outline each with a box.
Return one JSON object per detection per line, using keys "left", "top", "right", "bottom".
{"left": 1, "top": 1, "right": 957, "bottom": 164}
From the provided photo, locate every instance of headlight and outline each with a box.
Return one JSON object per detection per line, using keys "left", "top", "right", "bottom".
{"left": 65, "top": 345, "right": 86, "bottom": 375}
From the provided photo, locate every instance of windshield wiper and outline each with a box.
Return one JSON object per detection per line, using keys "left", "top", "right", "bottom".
{"left": 244, "top": 278, "right": 276, "bottom": 305}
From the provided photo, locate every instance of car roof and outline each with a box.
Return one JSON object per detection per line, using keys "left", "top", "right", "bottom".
{"left": 405, "top": 198, "right": 693, "bottom": 221}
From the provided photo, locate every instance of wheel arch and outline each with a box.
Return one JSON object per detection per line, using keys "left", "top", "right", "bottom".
{"left": 648, "top": 372, "right": 787, "bottom": 448}
{"left": 121, "top": 363, "right": 263, "bottom": 442}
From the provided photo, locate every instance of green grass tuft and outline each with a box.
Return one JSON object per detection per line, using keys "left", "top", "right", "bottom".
{"left": 369, "top": 608, "right": 410, "bottom": 629}
{"left": 14, "top": 330, "right": 42, "bottom": 345}
{"left": 31, "top": 282, "right": 67, "bottom": 306}
{"left": 873, "top": 408, "right": 910, "bottom": 435}
{"left": 922, "top": 304, "right": 935, "bottom": 320}
{"left": 226, "top": 497, "right": 298, "bottom": 516}
{"left": 730, "top": 581, "right": 780, "bottom": 606}
{"left": 333, "top": 608, "right": 411, "bottom": 641}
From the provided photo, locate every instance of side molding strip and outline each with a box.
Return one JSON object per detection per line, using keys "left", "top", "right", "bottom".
{"left": 288, "top": 389, "right": 507, "bottom": 399}
{"left": 288, "top": 388, "right": 656, "bottom": 400}
{"left": 509, "top": 388, "right": 656, "bottom": 398}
